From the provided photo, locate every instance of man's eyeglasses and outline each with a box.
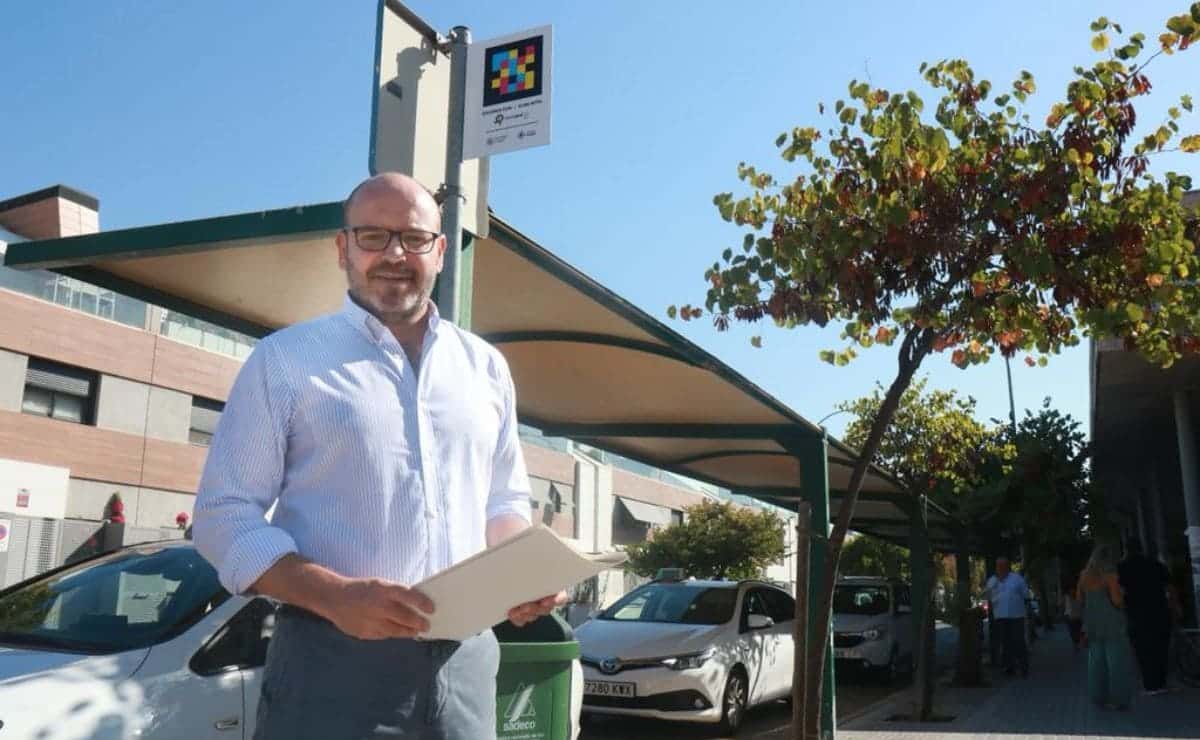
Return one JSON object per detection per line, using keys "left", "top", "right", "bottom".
{"left": 344, "top": 226, "right": 441, "bottom": 254}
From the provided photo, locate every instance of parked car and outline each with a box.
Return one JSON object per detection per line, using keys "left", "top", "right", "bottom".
{"left": 0, "top": 541, "right": 271, "bottom": 739}
{"left": 0, "top": 541, "right": 585, "bottom": 739}
{"left": 831, "top": 576, "right": 913, "bottom": 682}
{"left": 575, "top": 578, "right": 795, "bottom": 733}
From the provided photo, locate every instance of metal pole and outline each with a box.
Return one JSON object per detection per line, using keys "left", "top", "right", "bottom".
{"left": 438, "top": 25, "right": 470, "bottom": 324}
{"left": 1172, "top": 391, "right": 1200, "bottom": 622}
{"left": 794, "top": 433, "right": 835, "bottom": 740}
{"left": 1004, "top": 356, "right": 1018, "bottom": 435}
{"left": 793, "top": 501, "right": 811, "bottom": 739}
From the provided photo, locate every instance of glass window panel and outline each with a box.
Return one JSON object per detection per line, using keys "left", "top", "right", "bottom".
{"left": 52, "top": 278, "right": 72, "bottom": 307}
{"left": 0, "top": 265, "right": 48, "bottom": 297}
{"left": 0, "top": 545, "right": 227, "bottom": 653}
{"left": 113, "top": 296, "right": 147, "bottom": 328}
{"left": 22, "top": 386, "right": 53, "bottom": 416}
{"left": 97, "top": 292, "right": 115, "bottom": 319}
{"left": 51, "top": 392, "right": 85, "bottom": 423}
{"left": 78, "top": 290, "right": 97, "bottom": 315}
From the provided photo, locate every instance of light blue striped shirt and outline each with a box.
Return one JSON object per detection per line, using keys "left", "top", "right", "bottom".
{"left": 192, "top": 296, "right": 532, "bottom": 596}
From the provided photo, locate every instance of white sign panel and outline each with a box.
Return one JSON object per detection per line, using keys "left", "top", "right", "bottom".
{"left": 0, "top": 518, "right": 10, "bottom": 553}
{"left": 0, "top": 458, "right": 70, "bottom": 520}
{"left": 371, "top": 1, "right": 489, "bottom": 236}
{"left": 463, "top": 25, "right": 553, "bottom": 159}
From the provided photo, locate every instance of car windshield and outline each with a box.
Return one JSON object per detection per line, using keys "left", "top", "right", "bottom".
{"left": 598, "top": 583, "right": 737, "bottom": 625}
{"left": 0, "top": 545, "right": 229, "bottom": 654}
{"left": 834, "top": 584, "right": 891, "bottom": 616}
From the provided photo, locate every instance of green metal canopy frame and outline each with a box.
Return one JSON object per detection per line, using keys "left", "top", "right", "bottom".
{"left": 6, "top": 199, "right": 962, "bottom": 737}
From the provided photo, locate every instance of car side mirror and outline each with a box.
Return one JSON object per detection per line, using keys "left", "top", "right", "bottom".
{"left": 747, "top": 614, "right": 774, "bottom": 630}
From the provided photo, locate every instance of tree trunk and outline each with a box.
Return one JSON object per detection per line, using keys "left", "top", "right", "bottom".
{"left": 805, "top": 329, "right": 934, "bottom": 738}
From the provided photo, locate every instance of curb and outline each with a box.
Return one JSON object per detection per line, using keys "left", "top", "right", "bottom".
{"left": 837, "top": 661, "right": 961, "bottom": 728}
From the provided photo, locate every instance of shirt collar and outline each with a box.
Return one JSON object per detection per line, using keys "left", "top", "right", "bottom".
{"left": 340, "top": 293, "right": 441, "bottom": 345}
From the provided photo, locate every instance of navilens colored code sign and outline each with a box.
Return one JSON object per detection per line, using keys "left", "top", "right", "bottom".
{"left": 464, "top": 25, "right": 552, "bottom": 160}
{"left": 485, "top": 37, "right": 542, "bottom": 106}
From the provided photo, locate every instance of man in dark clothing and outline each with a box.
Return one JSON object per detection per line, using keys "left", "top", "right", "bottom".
{"left": 1118, "top": 539, "right": 1172, "bottom": 694}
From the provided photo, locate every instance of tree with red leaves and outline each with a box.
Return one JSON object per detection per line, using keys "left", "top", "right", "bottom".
{"left": 675, "top": 9, "right": 1200, "bottom": 737}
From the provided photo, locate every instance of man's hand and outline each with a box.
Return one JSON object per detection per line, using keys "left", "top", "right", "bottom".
{"left": 507, "top": 591, "right": 568, "bottom": 627}
{"left": 249, "top": 555, "right": 436, "bottom": 641}
{"left": 325, "top": 578, "right": 436, "bottom": 640}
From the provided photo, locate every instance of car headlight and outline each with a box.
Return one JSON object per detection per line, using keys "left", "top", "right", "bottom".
{"left": 861, "top": 627, "right": 887, "bottom": 641}
{"left": 661, "top": 648, "right": 715, "bottom": 670}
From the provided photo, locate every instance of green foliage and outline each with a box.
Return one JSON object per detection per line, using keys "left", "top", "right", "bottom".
{"left": 959, "top": 399, "right": 1091, "bottom": 566}
{"left": 685, "top": 12, "right": 1200, "bottom": 371}
{"left": 673, "top": 14, "right": 1199, "bottom": 732}
{"left": 840, "top": 534, "right": 911, "bottom": 581}
{"left": 0, "top": 582, "right": 55, "bottom": 632}
{"left": 623, "top": 499, "right": 786, "bottom": 580}
{"left": 838, "top": 376, "right": 1008, "bottom": 495}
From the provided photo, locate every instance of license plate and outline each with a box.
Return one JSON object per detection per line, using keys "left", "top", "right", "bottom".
{"left": 585, "top": 680, "right": 636, "bottom": 697}
{"left": 834, "top": 648, "right": 851, "bottom": 658}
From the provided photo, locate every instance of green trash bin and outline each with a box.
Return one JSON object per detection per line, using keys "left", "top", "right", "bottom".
{"left": 493, "top": 614, "right": 581, "bottom": 740}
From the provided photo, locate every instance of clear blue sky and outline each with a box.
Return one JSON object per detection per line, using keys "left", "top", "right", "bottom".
{"left": 1, "top": 1, "right": 1194, "bottom": 441}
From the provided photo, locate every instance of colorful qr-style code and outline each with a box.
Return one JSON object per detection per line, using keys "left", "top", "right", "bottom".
{"left": 483, "top": 35, "right": 543, "bottom": 107}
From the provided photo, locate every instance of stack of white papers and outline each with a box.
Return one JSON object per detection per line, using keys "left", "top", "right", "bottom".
{"left": 414, "top": 524, "right": 627, "bottom": 641}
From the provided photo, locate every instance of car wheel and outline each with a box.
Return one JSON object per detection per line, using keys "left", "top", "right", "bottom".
{"left": 718, "top": 668, "right": 748, "bottom": 734}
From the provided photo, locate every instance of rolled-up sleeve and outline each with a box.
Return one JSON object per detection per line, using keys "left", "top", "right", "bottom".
{"left": 192, "top": 339, "right": 298, "bottom": 595}
{"left": 485, "top": 355, "right": 532, "bottom": 524}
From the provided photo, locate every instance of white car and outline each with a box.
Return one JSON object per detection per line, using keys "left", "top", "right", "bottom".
{"left": 575, "top": 578, "right": 795, "bottom": 733}
{"left": 831, "top": 576, "right": 913, "bottom": 682}
{"left": 0, "top": 541, "right": 271, "bottom": 739}
{"left": 0, "top": 541, "right": 585, "bottom": 740}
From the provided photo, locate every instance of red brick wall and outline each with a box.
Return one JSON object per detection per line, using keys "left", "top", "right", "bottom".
{"left": 521, "top": 442, "right": 576, "bottom": 485}
{"left": 0, "top": 408, "right": 203, "bottom": 492}
{"left": 0, "top": 197, "right": 97, "bottom": 239}
{"left": 612, "top": 468, "right": 708, "bottom": 511}
{"left": 1, "top": 289, "right": 240, "bottom": 401}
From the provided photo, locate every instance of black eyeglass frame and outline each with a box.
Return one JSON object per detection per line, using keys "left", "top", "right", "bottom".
{"left": 343, "top": 226, "right": 442, "bottom": 254}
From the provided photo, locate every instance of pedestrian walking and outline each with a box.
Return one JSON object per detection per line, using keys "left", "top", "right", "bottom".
{"left": 984, "top": 557, "right": 1030, "bottom": 677}
{"left": 192, "top": 173, "right": 565, "bottom": 740}
{"left": 1077, "top": 543, "right": 1135, "bottom": 710}
{"left": 1118, "top": 539, "right": 1172, "bottom": 695}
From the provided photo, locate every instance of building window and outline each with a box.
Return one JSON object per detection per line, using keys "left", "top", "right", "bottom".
{"left": 0, "top": 251, "right": 148, "bottom": 329}
{"left": 21, "top": 358, "right": 97, "bottom": 424}
{"left": 160, "top": 311, "right": 256, "bottom": 360}
{"left": 190, "top": 397, "right": 225, "bottom": 446}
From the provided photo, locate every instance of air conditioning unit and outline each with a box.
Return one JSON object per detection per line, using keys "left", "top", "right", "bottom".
{"left": 1, "top": 458, "right": 71, "bottom": 588}
{"left": 0, "top": 514, "right": 64, "bottom": 589}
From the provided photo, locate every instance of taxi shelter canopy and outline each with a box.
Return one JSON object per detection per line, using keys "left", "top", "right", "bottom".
{"left": 4, "top": 201, "right": 959, "bottom": 550}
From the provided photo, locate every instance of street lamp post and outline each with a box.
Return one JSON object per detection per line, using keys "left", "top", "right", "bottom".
{"left": 816, "top": 408, "right": 850, "bottom": 429}
{"left": 1004, "top": 356, "right": 1018, "bottom": 436}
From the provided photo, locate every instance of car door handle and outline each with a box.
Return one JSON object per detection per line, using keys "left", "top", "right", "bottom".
{"left": 214, "top": 718, "right": 240, "bottom": 731}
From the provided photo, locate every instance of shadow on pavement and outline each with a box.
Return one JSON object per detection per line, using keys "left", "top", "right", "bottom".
{"left": 841, "top": 627, "right": 1200, "bottom": 739}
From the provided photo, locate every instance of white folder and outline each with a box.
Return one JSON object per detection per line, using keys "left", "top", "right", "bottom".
{"left": 414, "top": 524, "right": 627, "bottom": 641}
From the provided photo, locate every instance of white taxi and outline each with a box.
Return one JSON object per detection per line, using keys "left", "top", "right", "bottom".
{"left": 576, "top": 578, "right": 795, "bottom": 733}
{"left": 0, "top": 542, "right": 272, "bottom": 739}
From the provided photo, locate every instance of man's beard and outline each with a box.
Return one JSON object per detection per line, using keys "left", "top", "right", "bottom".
{"left": 347, "top": 264, "right": 432, "bottom": 325}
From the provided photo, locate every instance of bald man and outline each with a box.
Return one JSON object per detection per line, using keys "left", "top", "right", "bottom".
{"left": 193, "top": 173, "right": 563, "bottom": 739}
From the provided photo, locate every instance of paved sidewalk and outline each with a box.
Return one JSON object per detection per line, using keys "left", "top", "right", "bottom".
{"left": 841, "top": 626, "right": 1199, "bottom": 739}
